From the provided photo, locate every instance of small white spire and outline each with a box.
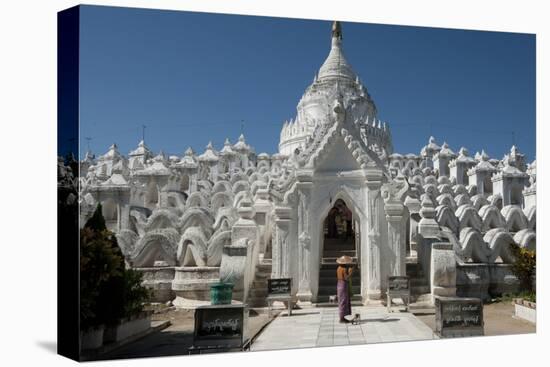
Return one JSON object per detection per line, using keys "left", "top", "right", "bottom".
{"left": 332, "top": 21, "right": 342, "bottom": 40}
{"left": 480, "top": 150, "right": 489, "bottom": 161}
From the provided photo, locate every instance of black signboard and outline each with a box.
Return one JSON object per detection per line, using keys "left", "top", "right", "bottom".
{"left": 268, "top": 278, "right": 292, "bottom": 296}
{"left": 435, "top": 297, "right": 484, "bottom": 337}
{"left": 388, "top": 276, "right": 410, "bottom": 292}
{"left": 193, "top": 304, "right": 246, "bottom": 349}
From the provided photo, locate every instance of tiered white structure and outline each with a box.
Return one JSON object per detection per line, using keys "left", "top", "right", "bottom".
{"left": 73, "top": 22, "right": 536, "bottom": 307}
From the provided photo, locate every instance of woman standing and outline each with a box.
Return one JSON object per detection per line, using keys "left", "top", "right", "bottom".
{"left": 336, "top": 255, "right": 353, "bottom": 323}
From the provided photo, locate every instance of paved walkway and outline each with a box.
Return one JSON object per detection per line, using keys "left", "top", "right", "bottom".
{"left": 251, "top": 306, "right": 435, "bottom": 351}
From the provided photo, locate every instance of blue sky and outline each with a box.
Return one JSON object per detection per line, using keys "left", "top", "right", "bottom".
{"left": 78, "top": 5, "right": 536, "bottom": 162}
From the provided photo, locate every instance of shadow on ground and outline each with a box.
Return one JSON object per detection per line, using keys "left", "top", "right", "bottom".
{"left": 36, "top": 341, "right": 57, "bottom": 354}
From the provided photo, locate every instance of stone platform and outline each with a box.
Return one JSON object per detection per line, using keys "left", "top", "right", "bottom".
{"left": 250, "top": 306, "right": 435, "bottom": 351}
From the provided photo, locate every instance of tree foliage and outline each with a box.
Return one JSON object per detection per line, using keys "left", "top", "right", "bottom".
{"left": 510, "top": 242, "right": 536, "bottom": 293}
{"left": 80, "top": 204, "right": 149, "bottom": 330}
{"left": 85, "top": 202, "right": 107, "bottom": 231}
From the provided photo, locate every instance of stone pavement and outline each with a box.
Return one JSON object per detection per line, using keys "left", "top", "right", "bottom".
{"left": 251, "top": 306, "right": 435, "bottom": 351}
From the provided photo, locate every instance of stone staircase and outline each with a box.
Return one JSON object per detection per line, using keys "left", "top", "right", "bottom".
{"left": 246, "top": 261, "right": 272, "bottom": 307}
{"left": 317, "top": 263, "right": 362, "bottom": 304}
{"left": 317, "top": 237, "right": 361, "bottom": 304}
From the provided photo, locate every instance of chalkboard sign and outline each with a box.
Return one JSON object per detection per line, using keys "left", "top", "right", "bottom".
{"left": 435, "top": 297, "right": 484, "bottom": 337}
{"left": 193, "top": 304, "right": 247, "bottom": 349}
{"left": 268, "top": 278, "right": 292, "bottom": 296}
{"left": 388, "top": 276, "right": 410, "bottom": 293}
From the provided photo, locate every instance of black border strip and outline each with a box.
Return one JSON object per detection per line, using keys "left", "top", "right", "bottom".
{"left": 57, "top": 5, "right": 81, "bottom": 361}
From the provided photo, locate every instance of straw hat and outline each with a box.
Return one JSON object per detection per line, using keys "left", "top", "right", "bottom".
{"left": 336, "top": 255, "right": 353, "bottom": 265}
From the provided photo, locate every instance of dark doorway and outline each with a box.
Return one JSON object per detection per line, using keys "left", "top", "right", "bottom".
{"left": 317, "top": 199, "right": 360, "bottom": 303}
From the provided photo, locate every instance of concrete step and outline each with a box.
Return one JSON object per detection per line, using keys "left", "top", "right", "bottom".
{"left": 319, "top": 264, "right": 361, "bottom": 276}
{"left": 322, "top": 246, "right": 356, "bottom": 252}
{"left": 320, "top": 257, "right": 359, "bottom": 265}
{"left": 321, "top": 251, "right": 357, "bottom": 258}
{"left": 319, "top": 263, "right": 360, "bottom": 268}
{"left": 317, "top": 285, "right": 361, "bottom": 296}
{"left": 318, "top": 278, "right": 361, "bottom": 286}
{"left": 318, "top": 280, "right": 361, "bottom": 287}
{"left": 323, "top": 241, "right": 356, "bottom": 247}
{"left": 316, "top": 295, "right": 363, "bottom": 304}
{"left": 322, "top": 247, "right": 356, "bottom": 251}
{"left": 323, "top": 238, "right": 355, "bottom": 243}
{"left": 318, "top": 271, "right": 361, "bottom": 279}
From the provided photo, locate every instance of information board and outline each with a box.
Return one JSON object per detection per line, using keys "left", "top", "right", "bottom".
{"left": 435, "top": 296, "right": 484, "bottom": 337}
{"left": 193, "top": 304, "right": 246, "bottom": 349}
{"left": 267, "top": 278, "right": 292, "bottom": 296}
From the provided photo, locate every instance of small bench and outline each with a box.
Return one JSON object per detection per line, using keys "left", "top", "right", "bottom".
{"left": 387, "top": 276, "right": 410, "bottom": 313}
{"left": 267, "top": 295, "right": 295, "bottom": 318}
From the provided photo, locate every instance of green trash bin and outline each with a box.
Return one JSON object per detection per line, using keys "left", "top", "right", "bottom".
{"left": 210, "top": 282, "right": 234, "bottom": 305}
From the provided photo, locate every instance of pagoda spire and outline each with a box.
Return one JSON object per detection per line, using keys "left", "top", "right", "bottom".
{"left": 332, "top": 21, "right": 342, "bottom": 40}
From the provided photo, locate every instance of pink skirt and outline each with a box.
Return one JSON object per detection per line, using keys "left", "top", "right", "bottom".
{"left": 337, "top": 279, "right": 351, "bottom": 319}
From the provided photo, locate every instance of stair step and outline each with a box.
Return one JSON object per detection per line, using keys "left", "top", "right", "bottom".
{"left": 317, "top": 295, "right": 362, "bottom": 304}
{"left": 318, "top": 276, "right": 360, "bottom": 282}
{"left": 322, "top": 251, "right": 357, "bottom": 258}
{"left": 317, "top": 286, "right": 361, "bottom": 295}
{"left": 322, "top": 247, "right": 356, "bottom": 251}
{"left": 319, "top": 271, "right": 361, "bottom": 278}
{"left": 319, "top": 267, "right": 361, "bottom": 273}
{"left": 318, "top": 278, "right": 361, "bottom": 284}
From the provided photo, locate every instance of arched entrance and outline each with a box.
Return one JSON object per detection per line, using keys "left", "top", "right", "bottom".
{"left": 317, "top": 198, "right": 360, "bottom": 303}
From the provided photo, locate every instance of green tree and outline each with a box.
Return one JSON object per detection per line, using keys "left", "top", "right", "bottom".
{"left": 80, "top": 204, "right": 149, "bottom": 330}
{"left": 510, "top": 242, "right": 536, "bottom": 293}
{"left": 85, "top": 202, "right": 107, "bottom": 231}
